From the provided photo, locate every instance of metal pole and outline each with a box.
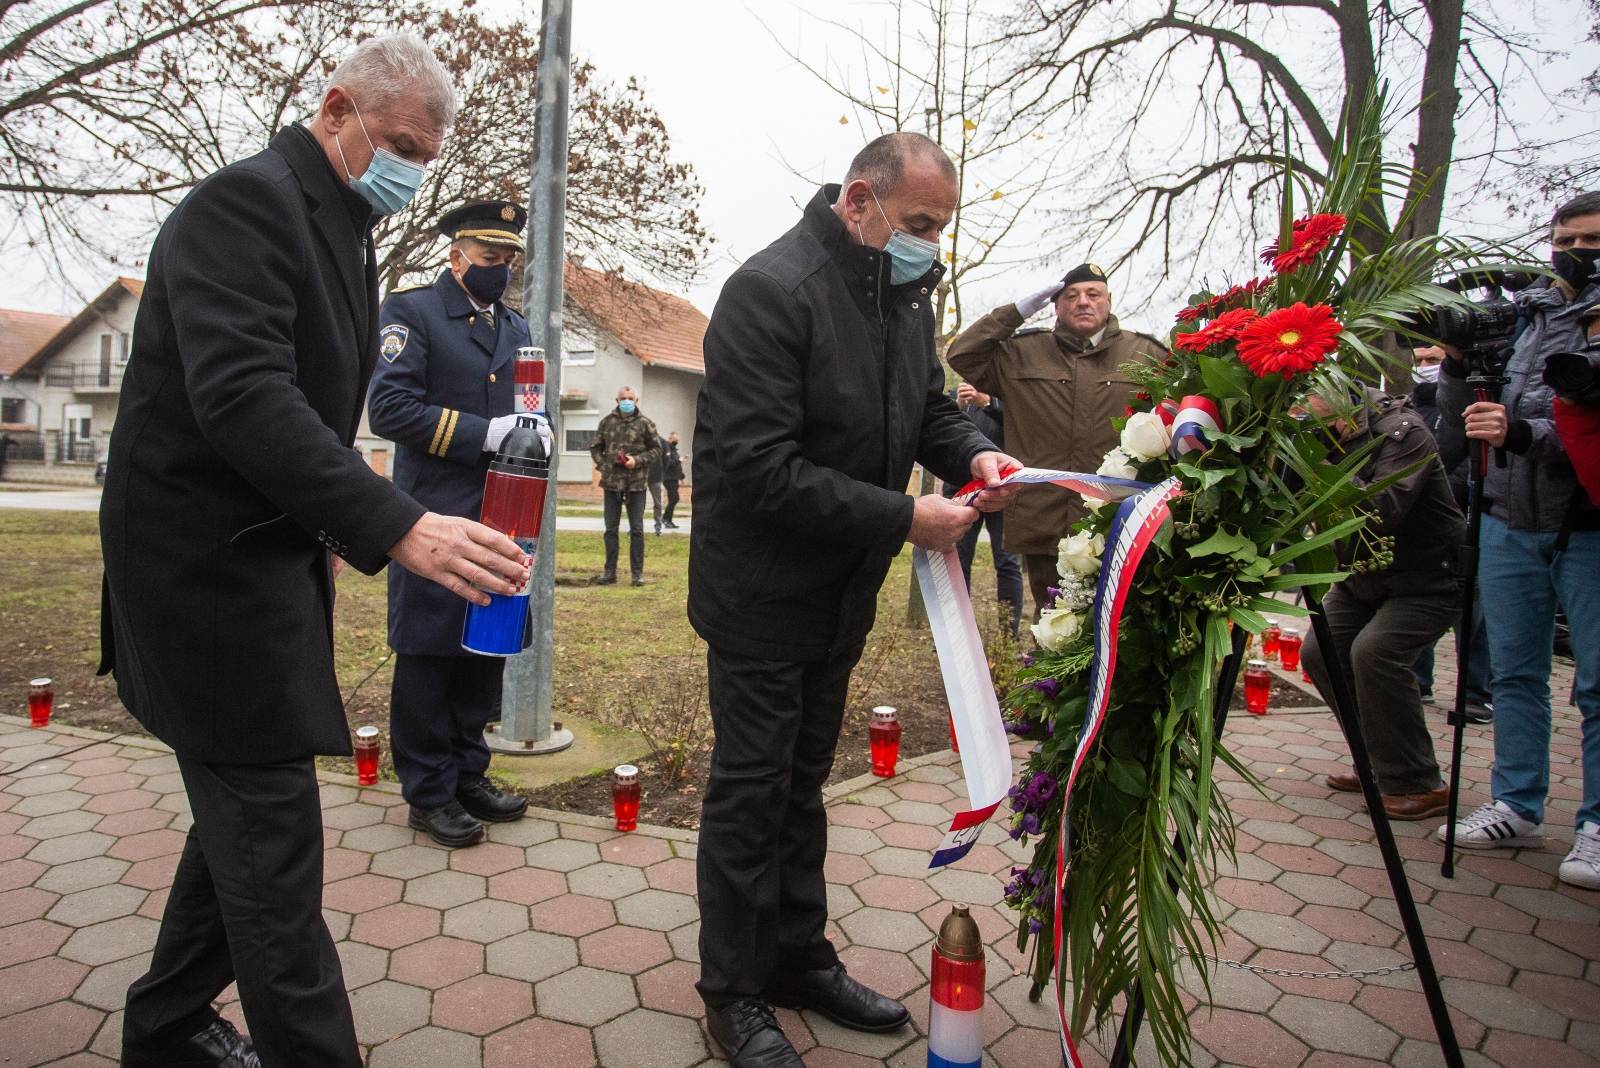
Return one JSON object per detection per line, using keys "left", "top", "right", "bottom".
{"left": 488, "top": 0, "right": 574, "bottom": 755}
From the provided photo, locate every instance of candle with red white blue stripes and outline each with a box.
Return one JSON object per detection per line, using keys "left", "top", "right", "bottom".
{"left": 928, "top": 904, "right": 985, "bottom": 1068}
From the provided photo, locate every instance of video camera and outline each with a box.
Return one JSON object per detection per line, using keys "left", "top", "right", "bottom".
{"left": 1413, "top": 268, "right": 1537, "bottom": 376}
{"left": 1544, "top": 304, "right": 1600, "bottom": 405}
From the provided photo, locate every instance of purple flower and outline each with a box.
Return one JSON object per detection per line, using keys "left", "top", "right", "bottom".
{"left": 1028, "top": 917, "right": 1044, "bottom": 933}
{"left": 1021, "top": 812, "right": 1041, "bottom": 836}
{"left": 1031, "top": 677, "right": 1061, "bottom": 700}
{"left": 1029, "top": 773, "right": 1058, "bottom": 803}
{"left": 1021, "top": 653, "right": 1034, "bottom": 667}
{"left": 1045, "top": 586, "right": 1061, "bottom": 608}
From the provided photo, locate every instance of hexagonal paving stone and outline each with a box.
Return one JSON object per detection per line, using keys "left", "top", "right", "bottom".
{"left": 0, "top": 999, "right": 103, "bottom": 1066}
{"left": 598, "top": 835, "right": 674, "bottom": 868}
{"left": 19, "top": 810, "right": 102, "bottom": 841}
{"left": 484, "top": 929, "right": 579, "bottom": 984}
{"left": 853, "top": 874, "right": 937, "bottom": 913}
{"left": 644, "top": 858, "right": 697, "bottom": 895}
{"left": 0, "top": 955, "right": 90, "bottom": 1017}
{"left": 535, "top": 965, "right": 638, "bottom": 1026}
{"left": 342, "top": 823, "right": 420, "bottom": 854}
{"left": 449, "top": 842, "right": 526, "bottom": 878}
{"left": 485, "top": 1017, "right": 595, "bottom": 1068}
{"left": 11, "top": 790, "right": 91, "bottom": 818}
{"left": 838, "top": 907, "right": 937, "bottom": 953}
{"left": 47, "top": 884, "right": 146, "bottom": 928}
{"left": 403, "top": 870, "right": 487, "bottom": 910}
{"left": 524, "top": 838, "right": 602, "bottom": 873}
{"left": 836, "top": 945, "right": 925, "bottom": 1000}
{"left": 567, "top": 862, "right": 649, "bottom": 901}
{"left": 432, "top": 973, "right": 533, "bottom": 1035}
{"left": 350, "top": 903, "right": 441, "bottom": 950}
{"left": 614, "top": 889, "right": 699, "bottom": 932}
{"left": 369, "top": 1025, "right": 482, "bottom": 1068}
{"left": 335, "top": 939, "right": 389, "bottom": 991}
{"left": 487, "top": 866, "right": 566, "bottom": 906}
{"left": 528, "top": 893, "right": 615, "bottom": 937}
{"left": 861, "top": 846, "right": 933, "bottom": 879}
{"left": 27, "top": 831, "right": 115, "bottom": 866}
{"left": 926, "top": 868, "right": 1003, "bottom": 907}
{"left": 72, "top": 952, "right": 152, "bottom": 1012}
{"left": 322, "top": 874, "right": 405, "bottom": 914}
{"left": 637, "top": 959, "right": 703, "bottom": 1018}
{"left": 1225, "top": 909, "right": 1332, "bottom": 955}
{"left": 442, "top": 898, "right": 529, "bottom": 943}
{"left": 370, "top": 844, "right": 451, "bottom": 880}
{"left": 826, "top": 826, "right": 883, "bottom": 856}
{"left": 0, "top": 885, "right": 57, "bottom": 925}
{"left": 388, "top": 935, "right": 483, "bottom": 989}
{"left": 349, "top": 979, "right": 432, "bottom": 1045}
{"left": 58, "top": 915, "right": 160, "bottom": 966}
{"left": 484, "top": 817, "right": 559, "bottom": 848}
{"left": 593, "top": 1008, "right": 708, "bottom": 1068}
{"left": 579, "top": 925, "right": 672, "bottom": 973}
{"left": 884, "top": 799, "right": 954, "bottom": 827}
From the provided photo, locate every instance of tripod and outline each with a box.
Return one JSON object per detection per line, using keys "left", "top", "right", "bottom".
{"left": 1441, "top": 370, "right": 1508, "bottom": 877}
{"left": 1104, "top": 593, "right": 1463, "bottom": 1068}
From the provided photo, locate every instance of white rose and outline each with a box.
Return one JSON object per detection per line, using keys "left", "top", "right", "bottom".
{"left": 1096, "top": 447, "right": 1140, "bottom": 481}
{"left": 1057, "top": 531, "right": 1105, "bottom": 577}
{"left": 1030, "top": 607, "right": 1084, "bottom": 652}
{"left": 1120, "top": 411, "right": 1172, "bottom": 460}
{"left": 1081, "top": 495, "right": 1108, "bottom": 513}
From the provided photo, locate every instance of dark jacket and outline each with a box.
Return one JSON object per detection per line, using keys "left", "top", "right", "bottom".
{"left": 661, "top": 441, "right": 685, "bottom": 482}
{"left": 941, "top": 391, "right": 1004, "bottom": 499}
{"left": 1438, "top": 280, "right": 1600, "bottom": 532}
{"left": 368, "top": 270, "right": 530, "bottom": 656}
{"left": 1409, "top": 379, "right": 1469, "bottom": 508}
{"left": 1336, "top": 389, "right": 1466, "bottom": 600}
{"left": 99, "top": 125, "right": 424, "bottom": 763}
{"left": 590, "top": 407, "right": 661, "bottom": 491}
{"left": 689, "top": 185, "right": 993, "bottom": 661}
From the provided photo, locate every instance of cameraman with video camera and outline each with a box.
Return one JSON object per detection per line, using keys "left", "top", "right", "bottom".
{"left": 1437, "top": 192, "right": 1600, "bottom": 891}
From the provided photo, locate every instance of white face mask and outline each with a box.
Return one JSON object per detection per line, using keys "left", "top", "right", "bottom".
{"left": 1412, "top": 363, "right": 1441, "bottom": 384}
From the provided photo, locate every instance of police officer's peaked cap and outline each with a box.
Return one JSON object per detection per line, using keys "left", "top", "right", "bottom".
{"left": 1059, "top": 263, "right": 1108, "bottom": 288}
{"left": 438, "top": 200, "right": 527, "bottom": 249}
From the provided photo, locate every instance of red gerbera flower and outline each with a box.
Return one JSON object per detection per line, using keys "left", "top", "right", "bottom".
{"left": 1234, "top": 302, "right": 1342, "bottom": 377}
{"left": 1268, "top": 213, "right": 1348, "bottom": 275}
{"left": 1172, "top": 307, "right": 1260, "bottom": 352}
{"left": 1176, "top": 304, "right": 1204, "bottom": 323}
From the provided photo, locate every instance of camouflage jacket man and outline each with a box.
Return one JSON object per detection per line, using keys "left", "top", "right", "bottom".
{"left": 591, "top": 406, "right": 662, "bottom": 492}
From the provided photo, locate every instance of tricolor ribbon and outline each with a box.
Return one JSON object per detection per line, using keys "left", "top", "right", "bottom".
{"left": 1169, "top": 394, "right": 1222, "bottom": 458}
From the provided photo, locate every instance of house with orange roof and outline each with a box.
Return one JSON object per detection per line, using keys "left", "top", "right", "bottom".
{"left": 1, "top": 278, "right": 142, "bottom": 484}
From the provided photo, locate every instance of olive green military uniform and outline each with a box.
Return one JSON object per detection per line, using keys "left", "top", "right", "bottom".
{"left": 948, "top": 306, "right": 1167, "bottom": 615}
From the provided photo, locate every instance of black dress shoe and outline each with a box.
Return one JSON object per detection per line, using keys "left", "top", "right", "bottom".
{"left": 408, "top": 800, "right": 485, "bottom": 848}
{"left": 457, "top": 775, "right": 528, "bottom": 823}
{"left": 122, "top": 1016, "right": 261, "bottom": 1067}
{"left": 766, "top": 963, "right": 909, "bottom": 1033}
{"left": 705, "top": 1000, "right": 803, "bottom": 1068}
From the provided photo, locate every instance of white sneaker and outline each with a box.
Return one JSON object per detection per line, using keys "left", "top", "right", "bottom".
{"left": 1437, "top": 800, "right": 1543, "bottom": 849}
{"left": 1559, "top": 822, "right": 1600, "bottom": 890}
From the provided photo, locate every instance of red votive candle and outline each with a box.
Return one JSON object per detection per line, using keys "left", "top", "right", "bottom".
{"left": 28, "top": 678, "right": 53, "bottom": 728}
{"left": 353, "top": 725, "right": 380, "bottom": 786}
{"left": 869, "top": 706, "right": 902, "bottom": 778}
{"left": 613, "top": 764, "right": 641, "bottom": 832}
{"left": 1278, "top": 628, "right": 1303, "bottom": 673}
{"left": 1260, "top": 624, "right": 1281, "bottom": 661}
{"left": 1244, "top": 659, "right": 1272, "bottom": 715}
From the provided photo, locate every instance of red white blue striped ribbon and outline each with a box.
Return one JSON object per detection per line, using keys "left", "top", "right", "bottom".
{"left": 1052, "top": 477, "right": 1183, "bottom": 1068}
{"left": 1169, "top": 395, "right": 1222, "bottom": 458}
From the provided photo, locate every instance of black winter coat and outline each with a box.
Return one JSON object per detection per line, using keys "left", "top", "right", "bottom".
{"left": 688, "top": 185, "right": 993, "bottom": 661}
{"left": 99, "top": 125, "right": 424, "bottom": 762}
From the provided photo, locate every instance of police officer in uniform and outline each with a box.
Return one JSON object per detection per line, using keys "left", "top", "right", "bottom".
{"left": 368, "top": 200, "right": 549, "bottom": 848}
{"left": 949, "top": 262, "right": 1168, "bottom": 618}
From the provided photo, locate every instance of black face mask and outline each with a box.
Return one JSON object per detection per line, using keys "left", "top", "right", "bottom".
{"left": 460, "top": 262, "right": 511, "bottom": 304}
{"left": 1552, "top": 247, "right": 1600, "bottom": 290}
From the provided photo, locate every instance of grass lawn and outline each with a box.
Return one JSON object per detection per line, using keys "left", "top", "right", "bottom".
{"left": 1, "top": 509, "right": 1022, "bottom": 825}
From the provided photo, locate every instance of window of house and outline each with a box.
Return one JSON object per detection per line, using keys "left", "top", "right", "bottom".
{"left": 1, "top": 397, "right": 26, "bottom": 424}
{"left": 565, "top": 429, "right": 599, "bottom": 454}
{"left": 64, "top": 403, "right": 92, "bottom": 440}
{"left": 117, "top": 332, "right": 131, "bottom": 362}
{"left": 563, "top": 345, "right": 596, "bottom": 366}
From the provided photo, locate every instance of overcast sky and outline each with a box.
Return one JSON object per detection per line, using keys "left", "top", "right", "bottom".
{"left": 2, "top": 0, "right": 1592, "bottom": 327}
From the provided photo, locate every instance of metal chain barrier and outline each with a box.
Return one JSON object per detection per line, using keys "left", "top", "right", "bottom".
{"left": 1184, "top": 950, "right": 1417, "bottom": 980}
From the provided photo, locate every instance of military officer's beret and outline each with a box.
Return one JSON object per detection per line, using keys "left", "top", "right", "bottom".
{"left": 438, "top": 200, "right": 527, "bottom": 249}
{"left": 1059, "top": 262, "right": 1109, "bottom": 288}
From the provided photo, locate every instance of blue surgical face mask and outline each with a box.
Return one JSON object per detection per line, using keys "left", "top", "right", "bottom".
{"left": 335, "top": 100, "right": 425, "bottom": 216}
{"left": 618, "top": 400, "right": 637, "bottom": 415}
{"left": 869, "top": 190, "right": 939, "bottom": 286}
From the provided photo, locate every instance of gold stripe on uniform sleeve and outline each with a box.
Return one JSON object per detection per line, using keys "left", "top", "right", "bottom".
{"left": 428, "top": 408, "right": 454, "bottom": 457}
{"left": 437, "top": 409, "right": 460, "bottom": 457}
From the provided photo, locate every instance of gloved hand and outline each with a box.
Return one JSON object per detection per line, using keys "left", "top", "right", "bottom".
{"left": 1014, "top": 280, "right": 1061, "bottom": 319}
{"left": 484, "top": 413, "right": 553, "bottom": 456}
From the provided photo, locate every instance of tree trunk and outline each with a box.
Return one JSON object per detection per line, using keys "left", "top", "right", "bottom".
{"left": 1403, "top": 0, "right": 1464, "bottom": 243}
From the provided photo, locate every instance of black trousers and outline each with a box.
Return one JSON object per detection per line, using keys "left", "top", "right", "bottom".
{"left": 1023, "top": 553, "right": 1058, "bottom": 624}
{"left": 956, "top": 508, "right": 1023, "bottom": 636}
{"left": 390, "top": 652, "right": 504, "bottom": 809}
{"left": 602, "top": 488, "right": 646, "bottom": 575}
{"left": 123, "top": 756, "right": 359, "bottom": 1067}
{"left": 1303, "top": 582, "right": 1458, "bottom": 795}
{"left": 663, "top": 480, "right": 681, "bottom": 523}
{"left": 696, "top": 644, "right": 859, "bottom": 1007}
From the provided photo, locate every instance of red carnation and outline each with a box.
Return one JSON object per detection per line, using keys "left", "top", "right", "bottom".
{"left": 1234, "top": 302, "right": 1342, "bottom": 377}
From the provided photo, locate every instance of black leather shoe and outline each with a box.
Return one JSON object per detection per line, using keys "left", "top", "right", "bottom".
{"left": 592, "top": 570, "right": 617, "bottom": 585}
{"left": 122, "top": 1016, "right": 261, "bottom": 1067}
{"left": 766, "top": 964, "right": 909, "bottom": 1033}
{"left": 408, "top": 800, "right": 485, "bottom": 848}
{"left": 705, "top": 1000, "right": 803, "bottom": 1068}
{"left": 631, "top": 574, "right": 647, "bottom": 587}
{"left": 457, "top": 775, "right": 527, "bottom": 823}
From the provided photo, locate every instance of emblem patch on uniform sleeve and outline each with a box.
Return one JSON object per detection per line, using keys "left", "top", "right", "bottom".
{"left": 379, "top": 324, "right": 410, "bottom": 362}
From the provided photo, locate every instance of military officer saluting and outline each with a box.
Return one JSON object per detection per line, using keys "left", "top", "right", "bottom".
{"left": 948, "top": 263, "right": 1169, "bottom": 620}
{"left": 368, "top": 199, "right": 549, "bottom": 848}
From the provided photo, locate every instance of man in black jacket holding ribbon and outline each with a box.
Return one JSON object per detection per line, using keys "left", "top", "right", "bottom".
{"left": 689, "top": 132, "right": 1019, "bottom": 1068}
